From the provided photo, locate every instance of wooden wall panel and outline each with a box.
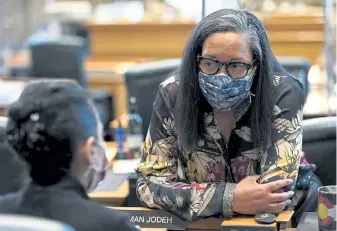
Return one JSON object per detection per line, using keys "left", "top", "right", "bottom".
{"left": 86, "top": 16, "right": 324, "bottom": 64}
{"left": 86, "top": 23, "right": 194, "bottom": 62}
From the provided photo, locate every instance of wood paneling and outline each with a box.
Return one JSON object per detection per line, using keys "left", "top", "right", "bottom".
{"left": 86, "top": 23, "right": 194, "bottom": 62}
{"left": 264, "top": 15, "right": 325, "bottom": 63}
{"left": 87, "top": 15, "right": 324, "bottom": 64}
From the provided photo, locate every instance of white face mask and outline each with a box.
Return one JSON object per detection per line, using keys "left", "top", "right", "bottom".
{"left": 84, "top": 141, "right": 109, "bottom": 193}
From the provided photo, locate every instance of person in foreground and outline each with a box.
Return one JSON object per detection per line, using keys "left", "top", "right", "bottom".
{"left": 0, "top": 81, "right": 138, "bottom": 231}
{"left": 136, "top": 9, "right": 320, "bottom": 225}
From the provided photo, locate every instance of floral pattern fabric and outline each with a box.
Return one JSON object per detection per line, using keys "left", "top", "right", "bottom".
{"left": 135, "top": 74, "right": 305, "bottom": 221}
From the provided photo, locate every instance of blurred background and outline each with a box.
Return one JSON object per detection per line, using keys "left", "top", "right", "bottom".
{"left": 0, "top": 0, "right": 336, "bottom": 137}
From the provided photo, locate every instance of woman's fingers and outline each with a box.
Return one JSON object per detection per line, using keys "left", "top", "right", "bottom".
{"left": 266, "top": 200, "right": 292, "bottom": 214}
{"left": 268, "top": 191, "right": 294, "bottom": 203}
{"left": 265, "top": 179, "right": 293, "bottom": 192}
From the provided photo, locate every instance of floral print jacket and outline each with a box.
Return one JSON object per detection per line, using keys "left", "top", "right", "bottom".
{"left": 135, "top": 73, "right": 305, "bottom": 221}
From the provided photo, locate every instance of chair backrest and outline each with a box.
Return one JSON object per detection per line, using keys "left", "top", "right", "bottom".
{"left": 0, "top": 214, "right": 74, "bottom": 231}
{"left": 60, "top": 20, "right": 91, "bottom": 58}
{"left": 28, "top": 36, "right": 88, "bottom": 87}
{"left": 277, "top": 56, "right": 310, "bottom": 97}
{"left": 302, "top": 116, "right": 336, "bottom": 185}
{"left": 124, "top": 59, "right": 181, "bottom": 138}
{"left": 90, "top": 90, "right": 115, "bottom": 140}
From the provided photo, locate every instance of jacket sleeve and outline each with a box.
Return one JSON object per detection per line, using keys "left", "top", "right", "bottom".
{"left": 135, "top": 82, "right": 235, "bottom": 221}
{"left": 258, "top": 76, "right": 306, "bottom": 192}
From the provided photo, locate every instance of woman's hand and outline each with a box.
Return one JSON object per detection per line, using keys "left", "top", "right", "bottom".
{"left": 232, "top": 176, "right": 294, "bottom": 215}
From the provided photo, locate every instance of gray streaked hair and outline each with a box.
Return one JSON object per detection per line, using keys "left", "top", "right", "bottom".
{"left": 175, "top": 9, "right": 277, "bottom": 152}
{"left": 197, "top": 9, "right": 263, "bottom": 62}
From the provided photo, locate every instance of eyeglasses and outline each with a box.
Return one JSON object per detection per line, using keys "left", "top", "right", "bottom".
{"left": 197, "top": 55, "right": 254, "bottom": 78}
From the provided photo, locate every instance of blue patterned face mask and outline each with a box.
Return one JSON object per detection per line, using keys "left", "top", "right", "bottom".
{"left": 198, "top": 67, "right": 256, "bottom": 111}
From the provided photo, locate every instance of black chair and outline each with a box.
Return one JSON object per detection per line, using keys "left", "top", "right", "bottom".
{"left": 89, "top": 91, "right": 115, "bottom": 141}
{"left": 60, "top": 20, "right": 91, "bottom": 59}
{"left": 302, "top": 116, "right": 336, "bottom": 186}
{"left": 277, "top": 56, "right": 311, "bottom": 98}
{"left": 28, "top": 37, "right": 115, "bottom": 140}
{"left": 29, "top": 36, "right": 87, "bottom": 87}
{"left": 124, "top": 59, "right": 181, "bottom": 139}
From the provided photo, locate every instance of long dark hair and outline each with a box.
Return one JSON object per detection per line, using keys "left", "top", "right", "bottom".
{"left": 175, "top": 9, "right": 277, "bottom": 152}
{"left": 6, "top": 80, "right": 99, "bottom": 186}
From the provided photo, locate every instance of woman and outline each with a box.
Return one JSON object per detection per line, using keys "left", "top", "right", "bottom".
{"left": 0, "top": 81, "right": 138, "bottom": 231}
{"left": 136, "top": 9, "right": 319, "bottom": 224}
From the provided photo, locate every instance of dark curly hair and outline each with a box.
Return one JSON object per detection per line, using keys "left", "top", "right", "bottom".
{"left": 6, "top": 80, "right": 99, "bottom": 186}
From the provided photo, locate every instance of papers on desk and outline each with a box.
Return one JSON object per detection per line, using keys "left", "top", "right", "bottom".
{"left": 94, "top": 169, "right": 128, "bottom": 192}
{"left": 0, "top": 80, "right": 25, "bottom": 106}
{"left": 112, "top": 158, "right": 140, "bottom": 174}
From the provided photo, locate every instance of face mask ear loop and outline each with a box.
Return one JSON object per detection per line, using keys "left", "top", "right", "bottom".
{"left": 249, "top": 92, "right": 255, "bottom": 103}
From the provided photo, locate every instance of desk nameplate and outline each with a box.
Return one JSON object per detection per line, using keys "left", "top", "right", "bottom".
{"left": 112, "top": 208, "right": 186, "bottom": 230}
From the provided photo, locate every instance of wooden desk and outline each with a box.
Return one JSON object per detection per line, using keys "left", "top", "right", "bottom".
{"left": 222, "top": 216, "right": 277, "bottom": 230}
{"left": 89, "top": 141, "right": 131, "bottom": 206}
{"left": 186, "top": 218, "right": 222, "bottom": 230}
{"left": 111, "top": 207, "right": 294, "bottom": 231}
{"left": 276, "top": 211, "right": 294, "bottom": 230}
{"left": 140, "top": 229, "right": 167, "bottom": 231}
{"left": 89, "top": 180, "right": 129, "bottom": 206}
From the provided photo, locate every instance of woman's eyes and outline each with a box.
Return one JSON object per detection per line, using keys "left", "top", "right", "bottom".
{"left": 230, "top": 63, "right": 243, "bottom": 68}
{"left": 204, "top": 62, "right": 213, "bottom": 66}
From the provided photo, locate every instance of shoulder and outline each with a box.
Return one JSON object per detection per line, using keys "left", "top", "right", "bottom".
{"left": 0, "top": 191, "right": 22, "bottom": 213}
{"left": 79, "top": 200, "right": 137, "bottom": 231}
{"left": 158, "top": 75, "right": 179, "bottom": 99}
{"left": 154, "top": 75, "right": 180, "bottom": 111}
{"left": 0, "top": 144, "right": 29, "bottom": 195}
{"left": 270, "top": 73, "right": 305, "bottom": 120}
{"left": 272, "top": 73, "right": 305, "bottom": 104}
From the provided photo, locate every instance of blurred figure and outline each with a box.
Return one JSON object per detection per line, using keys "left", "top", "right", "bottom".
{"left": 0, "top": 214, "right": 75, "bottom": 231}
{"left": 0, "top": 115, "right": 28, "bottom": 196}
{"left": 0, "top": 81, "right": 138, "bottom": 231}
{"left": 0, "top": 144, "right": 28, "bottom": 195}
